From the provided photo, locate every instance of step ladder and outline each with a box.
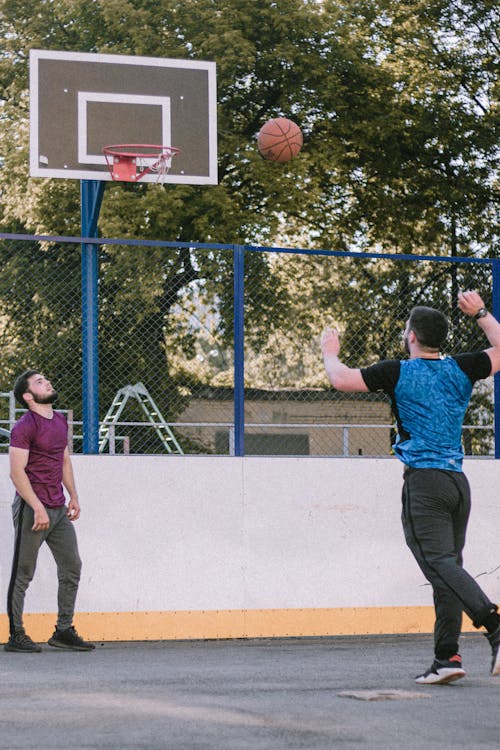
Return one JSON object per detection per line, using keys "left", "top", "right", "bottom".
{"left": 99, "top": 382, "right": 184, "bottom": 454}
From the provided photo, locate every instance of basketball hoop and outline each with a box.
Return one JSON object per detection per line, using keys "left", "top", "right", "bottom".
{"left": 102, "top": 144, "right": 181, "bottom": 183}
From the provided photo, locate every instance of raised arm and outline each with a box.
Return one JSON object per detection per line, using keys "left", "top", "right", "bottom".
{"left": 458, "top": 291, "right": 500, "bottom": 376}
{"left": 321, "top": 327, "right": 369, "bottom": 392}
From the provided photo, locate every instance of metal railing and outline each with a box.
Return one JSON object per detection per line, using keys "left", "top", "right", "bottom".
{"left": 0, "top": 418, "right": 492, "bottom": 458}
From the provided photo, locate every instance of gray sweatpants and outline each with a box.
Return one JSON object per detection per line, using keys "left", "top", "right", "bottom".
{"left": 7, "top": 495, "right": 82, "bottom": 634}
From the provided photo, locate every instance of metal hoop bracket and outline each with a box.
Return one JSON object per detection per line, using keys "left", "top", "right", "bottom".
{"left": 102, "top": 144, "right": 181, "bottom": 183}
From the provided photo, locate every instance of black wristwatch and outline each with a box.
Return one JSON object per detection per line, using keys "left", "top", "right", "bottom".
{"left": 474, "top": 307, "right": 488, "bottom": 320}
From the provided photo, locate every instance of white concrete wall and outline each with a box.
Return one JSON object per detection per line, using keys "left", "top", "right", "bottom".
{"left": 1, "top": 456, "right": 499, "bottom": 618}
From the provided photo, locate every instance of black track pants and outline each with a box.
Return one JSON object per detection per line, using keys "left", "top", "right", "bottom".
{"left": 401, "top": 467, "right": 495, "bottom": 660}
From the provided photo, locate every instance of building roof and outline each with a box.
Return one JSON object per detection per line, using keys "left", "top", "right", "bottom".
{"left": 191, "top": 386, "right": 389, "bottom": 403}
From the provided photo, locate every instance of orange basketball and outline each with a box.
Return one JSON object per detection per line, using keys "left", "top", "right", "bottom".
{"left": 257, "top": 117, "right": 303, "bottom": 163}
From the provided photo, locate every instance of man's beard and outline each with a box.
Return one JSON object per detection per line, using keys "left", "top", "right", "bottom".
{"left": 403, "top": 335, "right": 410, "bottom": 355}
{"left": 30, "top": 390, "right": 58, "bottom": 405}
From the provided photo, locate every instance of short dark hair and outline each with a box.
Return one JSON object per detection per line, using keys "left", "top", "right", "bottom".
{"left": 408, "top": 306, "right": 449, "bottom": 349}
{"left": 13, "top": 369, "right": 39, "bottom": 408}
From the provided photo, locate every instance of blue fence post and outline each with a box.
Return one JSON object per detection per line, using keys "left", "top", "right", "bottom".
{"left": 492, "top": 260, "right": 500, "bottom": 459}
{"left": 233, "top": 245, "right": 245, "bottom": 456}
{"left": 81, "top": 180, "right": 105, "bottom": 454}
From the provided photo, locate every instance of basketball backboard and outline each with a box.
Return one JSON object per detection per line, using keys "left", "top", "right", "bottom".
{"left": 30, "top": 49, "right": 218, "bottom": 185}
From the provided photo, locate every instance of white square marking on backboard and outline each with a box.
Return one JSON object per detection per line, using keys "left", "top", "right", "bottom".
{"left": 77, "top": 92, "right": 172, "bottom": 165}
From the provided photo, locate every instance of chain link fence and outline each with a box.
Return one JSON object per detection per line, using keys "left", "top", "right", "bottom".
{"left": 242, "top": 248, "right": 494, "bottom": 457}
{"left": 0, "top": 234, "right": 495, "bottom": 457}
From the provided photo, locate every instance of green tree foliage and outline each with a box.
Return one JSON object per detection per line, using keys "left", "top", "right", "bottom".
{"left": 0, "top": 0, "right": 498, "bottom": 446}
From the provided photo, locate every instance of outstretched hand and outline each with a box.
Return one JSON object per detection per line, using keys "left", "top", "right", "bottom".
{"left": 321, "top": 327, "right": 341, "bottom": 356}
{"left": 458, "top": 290, "right": 486, "bottom": 316}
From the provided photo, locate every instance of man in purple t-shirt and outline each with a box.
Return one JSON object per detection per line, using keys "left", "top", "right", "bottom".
{"left": 4, "top": 370, "right": 94, "bottom": 653}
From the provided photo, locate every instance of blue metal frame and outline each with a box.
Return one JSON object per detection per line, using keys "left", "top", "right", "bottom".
{"left": 492, "top": 260, "right": 500, "bottom": 458}
{"left": 233, "top": 246, "right": 245, "bottom": 456}
{"left": 81, "top": 180, "right": 105, "bottom": 454}
{"left": 3, "top": 228, "right": 497, "bottom": 459}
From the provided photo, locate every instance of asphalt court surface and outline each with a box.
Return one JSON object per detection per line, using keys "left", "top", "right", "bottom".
{"left": 1, "top": 633, "right": 498, "bottom": 749}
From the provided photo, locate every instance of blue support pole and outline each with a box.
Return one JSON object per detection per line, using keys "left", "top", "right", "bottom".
{"left": 233, "top": 245, "right": 245, "bottom": 456}
{"left": 81, "top": 180, "right": 105, "bottom": 454}
{"left": 492, "top": 260, "right": 500, "bottom": 459}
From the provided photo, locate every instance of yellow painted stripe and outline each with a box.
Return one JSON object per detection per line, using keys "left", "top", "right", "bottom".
{"left": 0, "top": 607, "right": 477, "bottom": 642}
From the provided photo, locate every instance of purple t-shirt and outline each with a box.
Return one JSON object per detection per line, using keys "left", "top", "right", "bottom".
{"left": 10, "top": 411, "right": 68, "bottom": 508}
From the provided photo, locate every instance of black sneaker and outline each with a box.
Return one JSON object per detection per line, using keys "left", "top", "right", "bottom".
{"left": 4, "top": 629, "right": 42, "bottom": 653}
{"left": 415, "top": 654, "right": 466, "bottom": 685}
{"left": 486, "top": 626, "right": 500, "bottom": 676}
{"left": 48, "top": 626, "right": 95, "bottom": 651}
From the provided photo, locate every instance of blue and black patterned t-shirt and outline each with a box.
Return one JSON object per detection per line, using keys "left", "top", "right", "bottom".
{"left": 361, "top": 352, "right": 491, "bottom": 472}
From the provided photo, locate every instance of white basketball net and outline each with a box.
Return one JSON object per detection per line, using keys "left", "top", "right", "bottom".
{"left": 136, "top": 151, "right": 173, "bottom": 184}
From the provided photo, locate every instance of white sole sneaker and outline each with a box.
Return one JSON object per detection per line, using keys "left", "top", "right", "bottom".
{"left": 415, "top": 663, "right": 466, "bottom": 685}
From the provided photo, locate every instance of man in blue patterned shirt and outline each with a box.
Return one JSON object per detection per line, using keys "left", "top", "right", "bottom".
{"left": 321, "top": 290, "right": 500, "bottom": 684}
